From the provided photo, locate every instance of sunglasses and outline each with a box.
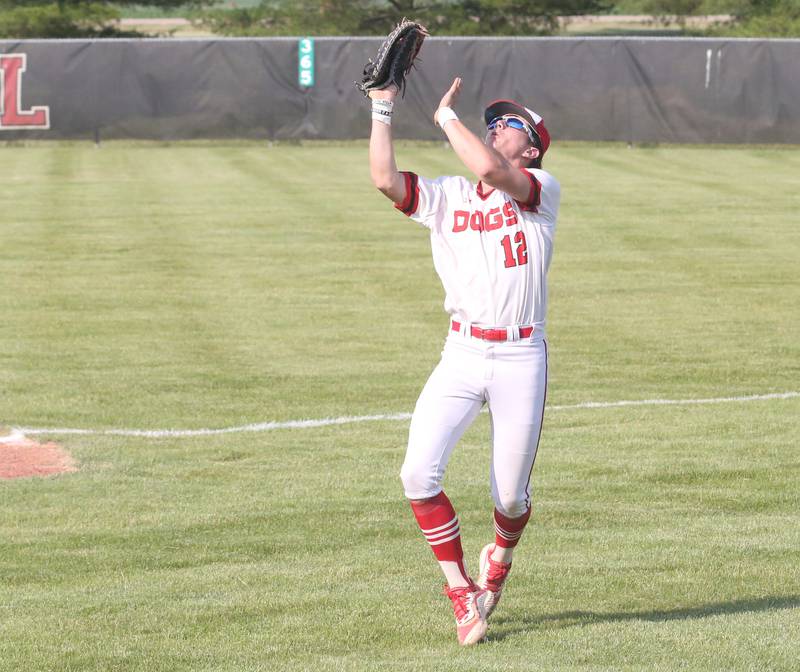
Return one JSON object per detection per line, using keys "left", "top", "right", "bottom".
{"left": 487, "top": 115, "right": 539, "bottom": 145}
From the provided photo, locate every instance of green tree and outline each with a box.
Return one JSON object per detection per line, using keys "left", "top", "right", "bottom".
{"left": 199, "top": 0, "right": 614, "bottom": 37}
{"left": 707, "top": 0, "right": 800, "bottom": 35}
{"left": 747, "top": 0, "right": 800, "bottom": 35}
{"left": 611, "top": 0, "right": 751, "bottom": 12}
{"left": 0, "top": 0, "right": 213, "bottom": 38}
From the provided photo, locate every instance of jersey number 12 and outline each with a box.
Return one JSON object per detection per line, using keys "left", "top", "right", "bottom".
{"left": 501, "top": 232, "right": 528, "bottom": 268}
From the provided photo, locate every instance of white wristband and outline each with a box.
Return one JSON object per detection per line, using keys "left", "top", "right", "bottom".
{"left": 436, "top": 106, "right": 459, "bottom": 129}
{"left": 372, "top": 99, "right": 394, "bottom": 126}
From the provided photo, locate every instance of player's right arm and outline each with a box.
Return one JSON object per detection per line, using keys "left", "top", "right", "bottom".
{"left": 434, "top": 78, "right": 535, "bottom": 204}
{"left": 368, "top": 87, "right": 407, "bottom": 204}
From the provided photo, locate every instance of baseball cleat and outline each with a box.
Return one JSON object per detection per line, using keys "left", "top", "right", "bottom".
{"left": 443, "top": 582, "right": 488, "bottom": 646}
{"left": 477, "top": 544, "right": 512, "bottom": 618}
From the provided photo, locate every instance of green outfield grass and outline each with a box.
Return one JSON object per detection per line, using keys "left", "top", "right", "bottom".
{"left": 1, "top": 141, "right": 798, "bottom": 671}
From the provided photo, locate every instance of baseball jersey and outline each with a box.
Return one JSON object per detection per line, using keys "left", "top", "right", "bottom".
{"left": 394, "top": 168, "right": 560, "bottom": 330}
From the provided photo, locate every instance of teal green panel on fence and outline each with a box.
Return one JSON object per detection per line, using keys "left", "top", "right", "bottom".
{"left": 298, "top": 38, "right": 314, "bottom": 88}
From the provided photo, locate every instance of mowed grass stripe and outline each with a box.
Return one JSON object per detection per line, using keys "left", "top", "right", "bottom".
{"left": 2, "top": 401, "right": 798, "bottom": 671}
{"left": 3, "top": 142, "right": 799, "bottom": 427}
{"left": 1, "top": 141, "right": 798, "bottom": 671}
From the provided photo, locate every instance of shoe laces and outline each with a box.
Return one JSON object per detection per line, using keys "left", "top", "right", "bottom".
{"left": 484, "top": 557, "right": 511, "bottom": 592}
{"left": 443, "top": 583, "right": 478, "bottom": 622}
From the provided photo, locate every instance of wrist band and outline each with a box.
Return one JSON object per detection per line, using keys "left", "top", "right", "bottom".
{"left": 372, "top": 99, "right": 394, "bottom": 126}
{"left": 436, "top": 106, "right": 459, "bottom": 128}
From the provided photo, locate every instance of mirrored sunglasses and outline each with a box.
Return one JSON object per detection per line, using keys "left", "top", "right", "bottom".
{"left": 487, "top": 115, "right": 538, "bottom": 144}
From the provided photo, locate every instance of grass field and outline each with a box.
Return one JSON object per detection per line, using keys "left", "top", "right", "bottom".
{"left": 1, "top": 141, "right": 798, "bottom": 671}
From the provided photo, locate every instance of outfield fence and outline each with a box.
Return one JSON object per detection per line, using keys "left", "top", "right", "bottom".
{"left": 1, "top": 37, "right": 798, "bottom": 144}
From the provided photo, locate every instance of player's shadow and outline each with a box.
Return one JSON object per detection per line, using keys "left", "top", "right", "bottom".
{"left": 489, "top": 594, "right": 800, "bottom": 640}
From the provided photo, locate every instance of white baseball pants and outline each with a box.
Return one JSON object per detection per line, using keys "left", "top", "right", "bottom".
{"left": 400, "top": 332, "right": 548, "bottom": 518}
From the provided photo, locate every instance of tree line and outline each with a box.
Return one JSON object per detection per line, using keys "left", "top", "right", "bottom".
{"left": 0, "top": 0, "right": 797, "bottom": 38}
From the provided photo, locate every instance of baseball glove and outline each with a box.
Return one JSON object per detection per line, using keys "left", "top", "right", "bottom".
{"left": 355, "top": 19, "right": 429, "bottom": 98}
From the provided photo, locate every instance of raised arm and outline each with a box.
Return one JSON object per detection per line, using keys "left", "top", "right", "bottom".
{"left": 368, "top": 86, "right": 407, "bottom": 204}
{"left": 434, "top": 78, "right": 535, "bottom": 203}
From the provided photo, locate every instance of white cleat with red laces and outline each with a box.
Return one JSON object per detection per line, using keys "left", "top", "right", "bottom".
{"left": 443, "top": 582, "right": 488, "bottom": 645}
{"left": 477, "top": 544, "right": 512, "bottom": 618}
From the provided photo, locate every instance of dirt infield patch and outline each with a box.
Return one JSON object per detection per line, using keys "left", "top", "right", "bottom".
{"left": 0, "top": 431, "right": 77, "bottom": 479}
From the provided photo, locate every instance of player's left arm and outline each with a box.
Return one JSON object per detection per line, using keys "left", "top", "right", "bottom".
{"left": 434, "top": 78, "right": 534, "bottom": 204}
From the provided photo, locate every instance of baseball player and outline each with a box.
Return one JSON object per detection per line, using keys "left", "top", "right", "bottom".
{"left": 368, "top": 77, "right": 560, "bottom": 645}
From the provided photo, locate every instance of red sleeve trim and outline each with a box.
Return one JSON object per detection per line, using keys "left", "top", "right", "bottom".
{"left": 394, "top": 171, "right": 420, "bottom": 216}
{"left": 515, "top": 169, "right": 541, "bottom": 213}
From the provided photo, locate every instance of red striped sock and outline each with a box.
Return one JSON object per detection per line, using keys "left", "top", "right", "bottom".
{"left": 410, "top": 491, "right": 469, "bottom": 581}
{"left": 494, "top": 507, "right": 531, "bottom": 549}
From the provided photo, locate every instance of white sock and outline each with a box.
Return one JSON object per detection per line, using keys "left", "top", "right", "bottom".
{"left": 491, "top": 546, "right": 513, "bottom": 564}
{"left": 440, "top": 560, "right": 471, "bottom": 588}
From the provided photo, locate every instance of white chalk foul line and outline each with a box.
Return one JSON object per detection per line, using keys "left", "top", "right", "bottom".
{"left": 549, "top": 391, "right": 800, "bottom": 410}
{"left": 16, "top": 413, "right": 415, "bottom": 439}
{"left": 10, "top": 391, "right": 799, "bottom": 440}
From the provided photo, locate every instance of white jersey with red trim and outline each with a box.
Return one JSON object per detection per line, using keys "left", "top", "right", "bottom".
{"left": 394, "top": 168, "right": 560, "bottom": 331}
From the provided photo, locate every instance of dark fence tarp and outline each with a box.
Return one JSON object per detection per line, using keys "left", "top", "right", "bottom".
{"left": 1, "top": 37, "right": 799, "bottom": 143}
